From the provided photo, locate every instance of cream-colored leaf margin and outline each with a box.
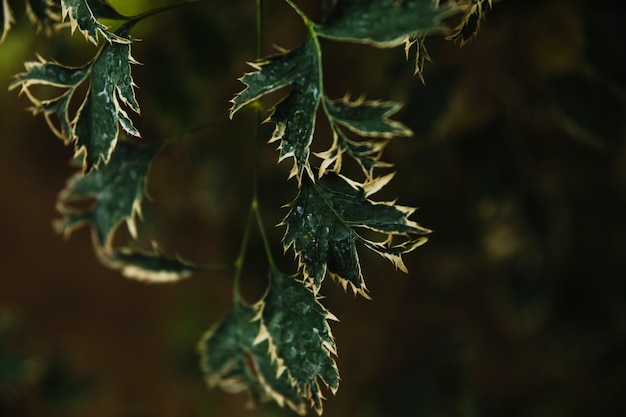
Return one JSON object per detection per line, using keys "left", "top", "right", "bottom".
{"left": 1, "top": 0, "right": 15, "bottom": 43}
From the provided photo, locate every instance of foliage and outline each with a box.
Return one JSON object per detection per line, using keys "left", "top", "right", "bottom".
{"left": 0, "top": 314, "right": 92, "bottom": 414}
{"left": 1, "top": 0, "right": 493, "bottom": 414}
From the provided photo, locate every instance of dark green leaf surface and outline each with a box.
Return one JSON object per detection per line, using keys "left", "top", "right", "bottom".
{"left": 199, "top": 297, "right": 306, "bottom": 415}
{"left": 61, "top": 0, "right": 127, "bottom": 44}
{"left": 0, "top": 0, "right": 14, "bottom": 43}
{"left": 315, "top": 0, "right": 454, "bottom": 46}
{"left": 254, "top": 267, "right": 339, "bottom": 414}
{"left": 74, "top": 87, "right": 119, "bottom": 170}
{"left": 231, "top": 35, "right": 322, "bottom": 181}
{"left": 97, "top": 243, "right": 202, "bottom": 283}
{"left": 54, "top": 141, "right": 160, "bottom": 249}
{"left": 283, "top": 173, "right": 431, "bottom": 294}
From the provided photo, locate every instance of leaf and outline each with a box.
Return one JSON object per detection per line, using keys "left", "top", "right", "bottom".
{"left": 325, "top": 96, "right": 411, "bottom": 138}
{"left": 74, "top": 26, "right": 141, "bottom": 170}
{"left": 0, "top": 0, "right": 15, "bottom": 43}
{"left": 317, "top": 96, "right": 411, "bottom": 178}
{"left": 254, "top": 267, "right": 339, "bottom": 415}
{"left": 231, "top": 35, "right": 322, "bottom": 182}
{"left": 54, "top": 140, "right": 161, "bottom": 249}
{"left": 61, "top": 0, "right": 128, "bottom": 44}
{"left": 283, "top": 173, "right": 431, "bottom": 295}
{"left": 231, "top": 34, "right": 413, "bottom": 184}
{"left": 0, "top": 315, "right": 38, "bottom": 389}
{"left": 199, "top": 297, "right": 307, "bottom": 415}
{"left": 448, "top": 0, "right": 493, "bottom": 45}
{"left": 97, "top": 242, "right": 203, "bottom": 283}
{"left": 10, "top": 20, "right": 141, "bottom": 171}
{"left": 315, "top": 0, "right": 457, "bottom": 75}
{"left": 26, "top": 0, "right": 62, "bottom": 35}
{"left": 316, "top": 0, "right": 455, "bottom": 45}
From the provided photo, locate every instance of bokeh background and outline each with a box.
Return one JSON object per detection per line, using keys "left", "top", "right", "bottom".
{"left": 1, "top": 0, "right": 625, "bottom": 416}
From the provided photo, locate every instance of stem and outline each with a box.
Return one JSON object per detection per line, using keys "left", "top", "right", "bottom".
{"left": 254, "top": 200, "right": 275, "bottom": 267}
{"left": 163, "top": 113, "right": 229, "bottom": 146}
{"left": 252, "top": 0, "right": 264, "bottom": 202}
{"left": 252, "top": 0, "right": 274, "bottom": 267}
{"left": 232, "top": 205, "right": 255, "bottom": 301}
{"left": 283, "top": 0, "right": 311, "bottom": 26}
{"left": 128, "top": 1, "right": 197, "bottom": 24}
{"left": 256, "top": 0, "right": 264, "bottom": 58}
{"left": 232, "top": 0, "right": 276, "bottom": 300}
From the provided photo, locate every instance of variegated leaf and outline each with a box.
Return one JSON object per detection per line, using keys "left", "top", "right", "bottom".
{"left": 26, "top": 0, "right": 62, "bottom": 35}
{"left": 199, "top": 297, "right": 307, "bottom": 415}
{"left": 10, "top": 20, "right": 140, "bottom": 171}
{"left": 448, "top": 0, "right": 493, "bottom": 45}
{"left": 314, "top": 0, "right": 458, "bottom": 76}
{"left": 231, "top": 35, "right": 322, "bottom": 182}
{"left": 54, "top": 140, "right": 160, "bottom": 249}
{"left": 97, "top": 242, "right": 202, "bottom": 283}
{"left": 61, "top": 0, "right": 127, "bottom": 44}
{"left": 254, "top": 267, "right": 339, "bottom": 415}
{"left": 283, "top": 173, "right": 431, "bottom": 295}
{"left": 318, "top": 96, "right": 411, "bottom": 178}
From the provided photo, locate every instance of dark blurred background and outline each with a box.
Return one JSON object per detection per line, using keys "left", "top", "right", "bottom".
{"left": 1, "top": 0, "right": 625, "bottom": 416}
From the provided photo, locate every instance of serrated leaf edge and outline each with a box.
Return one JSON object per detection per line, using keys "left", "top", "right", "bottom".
{"left": 326, "top": 94, "right": 413, "bottom": 139}
{"left": 251, "top": 275, "right": 339, "bottom": 414}
{"left": 447, "top": 0, "right": 493, "bottom": 46}
{"left": 61, "top": 0, "right": 130, "bottom": 45}
{"left": 96, "top": 242, "right": 199, "bottom": 283}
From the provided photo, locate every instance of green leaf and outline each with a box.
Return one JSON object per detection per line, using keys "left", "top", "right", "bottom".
{"left": 314, "top": 0, "right": 469, "bottom": 77}
{"left": 199, "top": 297, "right": 306, "bottom": 415}
{"left": 325, "top": 96, "right": 411, "bottom": 137}
{"left": 61, "top": 0, "right": 128, "bottom": 44}
{"left": 231, "top": 34, "right": 413, "bottom": 183}
{"left": 13, "top": 59, "right": 91, "bottom": 88}
{"left": 10, "top": 20, "right": 141, "bottom": 171}
{"left": 97, "top": 242, "right": 203, "bottom": 283}
{"left": 11, "top": 59, "right": 90, "bottom": 139}
{"left": 0, "top": 0, "right": 15, "bottom": 43}
{"left": 74, "top": 30, "right": 141, "bottom": 169}
{"left": 318, "top": 96, "right": 411, "bottom": 178}
{"left": 26, "top": 0, "right": 62, "bottom": 35}
{"left": 54, "top": 140, "right": 160, "bottom": 249}
{"left": 231, "top": 35, "right": 322, "bottom": 182}
{"left": 254, "top": 267, "right": 339, "bottom": 414}
{"left": 316, "top": 0, "right": 454, "bottom": 45}
{"left": 283, "top": 173, "right": 431, "bottom": 295}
